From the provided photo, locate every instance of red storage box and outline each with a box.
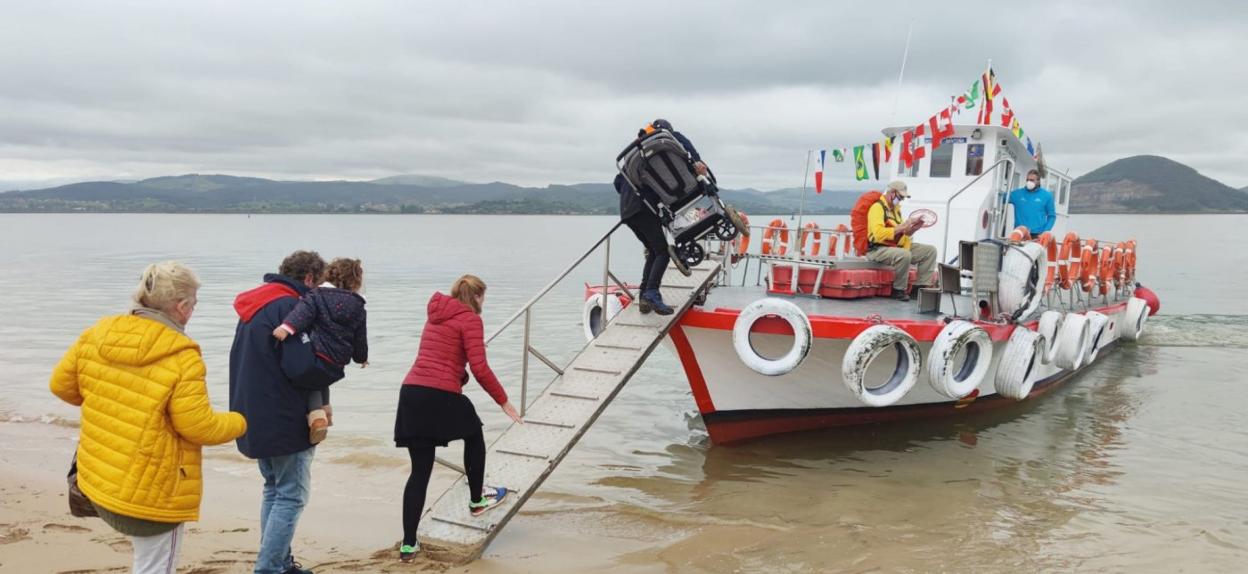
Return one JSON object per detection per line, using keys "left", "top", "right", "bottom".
{"left": 767, "top": 263, "right": 918, "bottom": 299}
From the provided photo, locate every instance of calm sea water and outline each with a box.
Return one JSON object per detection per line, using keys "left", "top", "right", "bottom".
{"left": 1, "top": 213, "right": 1245, "bottom": 571}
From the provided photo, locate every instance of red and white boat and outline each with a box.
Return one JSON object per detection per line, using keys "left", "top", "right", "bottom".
{"left": 586, "top": 79, "right": 1160, "bottom": 444}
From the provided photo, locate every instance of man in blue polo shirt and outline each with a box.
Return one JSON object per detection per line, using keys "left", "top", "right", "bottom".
{"left": 1008, "top": 169, "right": 1056, "bottom": 234}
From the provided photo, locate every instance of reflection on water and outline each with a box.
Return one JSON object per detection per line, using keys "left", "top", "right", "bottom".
{"left": 2, "top": 214, "right": 1247, "bottom": 571}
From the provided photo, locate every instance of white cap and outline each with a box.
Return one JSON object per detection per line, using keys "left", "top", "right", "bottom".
{"left": 886, "top": 180, "right": 910, "bottom": 198}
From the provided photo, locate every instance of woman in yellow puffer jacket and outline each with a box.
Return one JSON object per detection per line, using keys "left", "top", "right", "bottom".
{"left": 51, "top": 261, "right": 247, "bottom": 574}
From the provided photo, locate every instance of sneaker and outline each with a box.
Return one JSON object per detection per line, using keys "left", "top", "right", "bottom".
{"left": 469, "top": 486, "right": 510, "bottom": 516}
{"left": 308, "top": 410, "right": 328, "bottom": 444}
{"left": 399, "top": 542, "right": 419, "bottom": 563}
{"left": 281, "top": 563, "right": 313, "bottom": 574}
{"left": 889, "top": 290, "right": 910, "bottom": 302}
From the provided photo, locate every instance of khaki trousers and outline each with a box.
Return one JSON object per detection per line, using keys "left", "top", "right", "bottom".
{"left": 865, "top": 243, "right": 937, "bottom": 290}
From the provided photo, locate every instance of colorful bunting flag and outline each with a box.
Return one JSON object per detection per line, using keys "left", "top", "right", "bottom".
{"left": 870, "top": 142, "right": 881, "bottom": 180}
{"left": 929, "top": 107, "right": 955, "bottom": 149}
{"left": 977, "top": 68, "right": 1001, "bottom": 125}
{"left": 999, "top": 97, "right": 1014, "bottom": 128}
{"left": 883, "top": 136, "right": 894, "bottom": 162}
{"left": 853, "top": 145, "right": 868, "bottom": 181}
{"left": 815, "top": 149, "right": 825, "bottom": 194}
{"left": 832, "top": 149, "right": 845, "bottom": 162}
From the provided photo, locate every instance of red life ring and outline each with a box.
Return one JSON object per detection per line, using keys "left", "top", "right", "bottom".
{"left": 761, "top": 219, "right": 789, "bottom": 256}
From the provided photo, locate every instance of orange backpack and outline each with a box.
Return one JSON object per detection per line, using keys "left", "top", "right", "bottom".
{"left": 850, "top": 190, "right": 883, "bottom": 256}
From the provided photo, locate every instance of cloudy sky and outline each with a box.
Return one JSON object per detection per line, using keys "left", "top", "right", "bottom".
{"left": 2, "top": 0, "right": 1246, "bottom": 191}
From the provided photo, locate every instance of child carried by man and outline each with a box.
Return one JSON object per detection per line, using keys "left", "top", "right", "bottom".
{"left": 273, "top": 257, "right": 369, "bottom": 443}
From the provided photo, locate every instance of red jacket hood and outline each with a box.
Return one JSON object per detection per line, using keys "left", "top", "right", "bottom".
{"left": 426, "top": 292, "right": 474, "bottom": 324}
{"left": 234, "top": 282, "right": 299, "bottom": 322}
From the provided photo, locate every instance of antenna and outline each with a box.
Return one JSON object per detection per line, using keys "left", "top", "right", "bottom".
{"left": 890, "top": 19, "right": 915, "bottom": 126}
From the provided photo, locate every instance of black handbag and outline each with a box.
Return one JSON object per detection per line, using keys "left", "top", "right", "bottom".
{"left": 67, "top": 453, "right": 98, "bottom": 518}
{"left": 277, "top": 333, "right": 335, "bottom": 390}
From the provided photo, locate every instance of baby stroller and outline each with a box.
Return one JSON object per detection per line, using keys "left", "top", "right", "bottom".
{"left": 616, "top": 127, "right": 742, "bottom": 269}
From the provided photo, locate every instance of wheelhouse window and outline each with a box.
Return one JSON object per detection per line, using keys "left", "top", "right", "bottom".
{"left": 965, "top": 144, "right": 984, "bottom": 176}
{"left": 930, "top": 142, "right": 954, "bottom": 178}
{"left": 1060, "top": 179, "right": 1069, "bottom": 205}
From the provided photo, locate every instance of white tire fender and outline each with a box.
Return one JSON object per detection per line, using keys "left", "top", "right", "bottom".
{"left": 582, "top": 292, "right": 623, "bottom": 342}
{"left": 927, "top": 320, "right": 995, "bottom": 399}
{"left": 1053, "top": 312, "right": 1091, "bottom": 370}
{"left": 841, "top": 324, "right": 922, "bottom": 407}
{"left": 1037, "top": 310, "right": 1064, "bottom": 365}
{"left": 1122, "top": 297, "right": 1149, "bottom": 341}
{"left": 999, "top": 242, "right": 1047, "bottom": 320}
{"left": 994, "top": 328, "right": 1044, "bottom": 400}
{"left": 732, "top": 298, "right": 813, "bottom": 376}
{"left": 1083, "top": 311, "right": 1110, "bottom": 364}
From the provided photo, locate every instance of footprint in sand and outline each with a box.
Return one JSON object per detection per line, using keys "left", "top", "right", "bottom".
{"left": 43, "top": 523, "right": 92, "bottom": 533}
{"left": 0, "top": 525, "right": 31, "bottom": 545}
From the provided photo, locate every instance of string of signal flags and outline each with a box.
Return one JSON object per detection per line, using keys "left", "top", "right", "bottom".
{"left": 812, "top": 68, "right": 1037, "bottom": 193}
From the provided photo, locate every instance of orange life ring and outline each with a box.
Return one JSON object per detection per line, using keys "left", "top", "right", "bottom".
{"left": 1034, "top": 232, "right": 1057, "bottom": 291}
{"left": 761, "top": 219, "right": 789, "bottom": 256}
{"left": 799, "top": 222, "right": 821, "bottom": 257}
{"left": 1124, "top": 239, "right": 1137, "bottom": 282}
{"left": 733, "top": 211, "right": 751, "bottom": 256}
{"left": 1112, "top": 242, "right": 1128, "bottom": 288}
{"left": 835, "top": 223, "right": 851, "bottom": 256}
{"left": 1078, "top": 239, "right": 1098, "bottom": 293}
{"left": 1097, "top": 246, "right": 1117, "bottom": 295}
{"left": 1009, "top": 226, "right": 1031, "bottom": 242}
{"left": 1057, "top": 232, "right": 1081, "bottom": 290}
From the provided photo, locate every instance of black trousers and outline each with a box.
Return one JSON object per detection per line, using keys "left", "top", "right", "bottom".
{"left": 624, "top": 210, "right": 669, "bottom": 292}
{"left": 401, "top": 430, "right": 487, "bottom": 546}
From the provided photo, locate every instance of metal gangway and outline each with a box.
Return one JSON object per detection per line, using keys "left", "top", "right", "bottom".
{"left": 417, "top": 222, "right": 722, "bottom": 562}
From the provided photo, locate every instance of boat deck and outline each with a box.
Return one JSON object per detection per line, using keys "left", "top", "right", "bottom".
{"left": 701, "top": 284, "right": 935, "bottom": 321}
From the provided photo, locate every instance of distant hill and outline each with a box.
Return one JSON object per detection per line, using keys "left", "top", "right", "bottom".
{"left": 1071, "top": 155, "right": 1248, "bottom": 213}
{"left": 0, "top": 173, "right": 859, "bottom": 215}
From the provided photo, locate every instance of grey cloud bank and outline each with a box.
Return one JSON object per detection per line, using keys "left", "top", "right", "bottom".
{"left": 2, "top": 0, "right": 1245, "bottom": 190}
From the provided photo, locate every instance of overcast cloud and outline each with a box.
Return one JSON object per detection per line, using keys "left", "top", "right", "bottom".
{"left": 2, "top": 0, "right": 1246, "bottom": 190}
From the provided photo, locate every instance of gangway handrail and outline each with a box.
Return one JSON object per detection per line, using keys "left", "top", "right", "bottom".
{"left": 485, "top": 221, "right": 626, "bottom": 345}
{"left": 432, "top": 221, "right": 632, "bottom": 474}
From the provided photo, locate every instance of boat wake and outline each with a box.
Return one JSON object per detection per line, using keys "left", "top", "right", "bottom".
{"left": 1137, "top": 314, "right": 1248, "bottom": 348}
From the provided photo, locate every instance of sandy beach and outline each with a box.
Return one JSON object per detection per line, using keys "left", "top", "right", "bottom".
{"left": 0, "top": 419, "right": 690, "bottom": 574}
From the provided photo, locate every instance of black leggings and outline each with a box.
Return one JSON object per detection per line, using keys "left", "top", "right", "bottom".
{"left": 624, "top": 211, "right": 669, "bottom": 292}
{"left": 401, "top": 430, "right": 487, "bottom": 546}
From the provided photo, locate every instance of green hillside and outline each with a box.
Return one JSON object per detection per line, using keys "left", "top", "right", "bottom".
{"left": 1071, "top": 155, "right": 1248, "bottom": 213}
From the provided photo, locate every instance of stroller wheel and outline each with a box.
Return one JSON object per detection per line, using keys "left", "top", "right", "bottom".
{"left": 714, "top": 217, "right": 739, "bottom": 241}
{"left": 676, "top": 242, "right": 706, "bottom": 268}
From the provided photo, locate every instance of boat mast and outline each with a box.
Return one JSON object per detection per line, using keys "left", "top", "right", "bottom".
{"left": 795, "top": 149, "right": 812, "bottom": 238}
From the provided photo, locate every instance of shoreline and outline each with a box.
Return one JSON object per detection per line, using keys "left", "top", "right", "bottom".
{"left": 0, "top": 419, "right": 680, "bottom": 573}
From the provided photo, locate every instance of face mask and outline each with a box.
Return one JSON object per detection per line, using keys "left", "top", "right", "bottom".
{"left": 1025, "top": 181, "right": 1038, "bottom": 191}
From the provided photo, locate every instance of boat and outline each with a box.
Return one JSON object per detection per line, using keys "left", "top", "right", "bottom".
{"left": 585, "top": 71, "right": 1161, "bottom": 444}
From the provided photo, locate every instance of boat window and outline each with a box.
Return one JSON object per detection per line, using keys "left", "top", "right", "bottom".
{"left": 1060, "top": 179, "right": 1069, "bottom": 205}
{"left": 930, "top": 142, "right": 954, "bottom": 178}
{"left": 965, "top": 144, "right": 984, "bottom": 176}
{"left": 898, "top": 153, "right": 922, "bottom": 177}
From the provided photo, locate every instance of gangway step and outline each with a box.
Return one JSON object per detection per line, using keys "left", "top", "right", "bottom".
{"left": 416, "top": 260, "right": 720, "bottom": 562}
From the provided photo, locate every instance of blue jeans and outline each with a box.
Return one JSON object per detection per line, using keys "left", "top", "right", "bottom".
{"left": 255, "top": 447, "right": 314, "bottom": 574}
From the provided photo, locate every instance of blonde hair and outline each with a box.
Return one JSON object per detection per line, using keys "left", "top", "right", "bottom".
{"left": 450, "top": 274, "right": 486, "bottom": 314}
{"left": 133, "top": 261, "right": 200, "bottom": 314}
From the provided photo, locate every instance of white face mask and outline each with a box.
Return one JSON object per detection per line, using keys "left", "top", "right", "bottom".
{"left": 1025, "top": 181, "right": 1038, "bottom": 191}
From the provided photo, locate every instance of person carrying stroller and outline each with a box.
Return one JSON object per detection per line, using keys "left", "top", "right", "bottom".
{"left": 613, "top": 118, "right": 718, "bottom": 315}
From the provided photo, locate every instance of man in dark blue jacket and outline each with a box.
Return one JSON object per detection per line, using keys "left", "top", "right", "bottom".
{"left": 615, "top": 118, "right": 707, "bottom": 315}
{"left": 229, "top": 250, "right": 325, "bottom": 574}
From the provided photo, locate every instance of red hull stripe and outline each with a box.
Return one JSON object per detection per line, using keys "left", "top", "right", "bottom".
{"left": 669, "top": 325, "right": 716, "bottom": 413}
{"left": 680, "top": 301, "right": 1128, "bottom": 343}
{"left": 700, "top": 362, "right": 1090, "bottom": 444}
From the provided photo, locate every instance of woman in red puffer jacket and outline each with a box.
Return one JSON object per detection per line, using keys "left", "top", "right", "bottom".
{"left": 393, "top": 274, "right": 523, "bottom": 561}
